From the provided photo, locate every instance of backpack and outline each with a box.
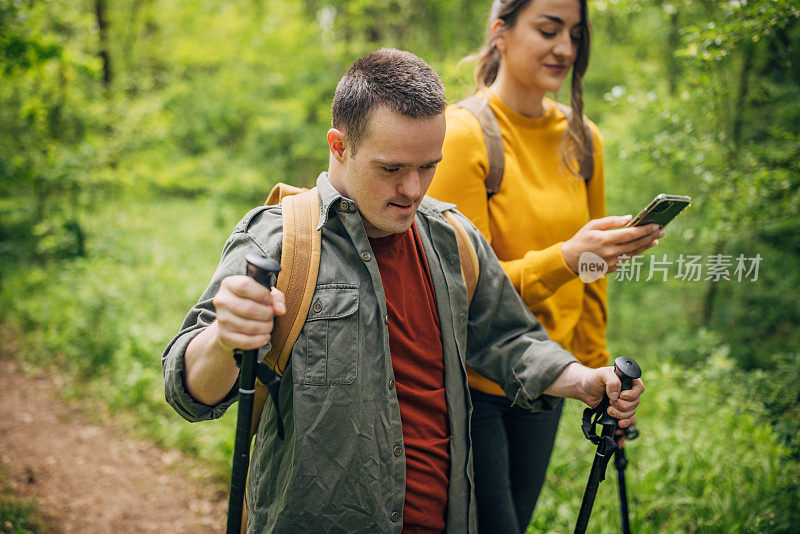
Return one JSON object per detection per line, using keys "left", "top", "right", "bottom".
{"left": 455, "top": 92, "right": 595, "bottom": 198}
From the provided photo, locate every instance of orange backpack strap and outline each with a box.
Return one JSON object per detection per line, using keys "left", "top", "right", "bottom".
{"left": 249, "top": 185, "right": 321, "bottom": 437}
{"left": 265, "top": 182, "right": 309, "bottom": 206}
{"left": 456, "top": 93, "right": 505, "bottom": 199}
{"left": 443, "top": 211, "right": 479, "bottom": 303}
{"left": 263, "top": 187, "right": 322, "bottom": 376}
{"left": 444, "top": 210, "right": 507, "bottom": 396}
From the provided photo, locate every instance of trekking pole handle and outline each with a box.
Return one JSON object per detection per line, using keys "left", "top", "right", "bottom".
{"left": 245, "top": 252, "right": 281, "bottom": 291}
{"left": 597, "top": 357, "right": 641, "bottom": 427}
{"left": 613, "top": 356, "right": 641, "bottom": 393}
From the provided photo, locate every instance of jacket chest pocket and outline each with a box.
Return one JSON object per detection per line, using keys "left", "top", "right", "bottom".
{"left": 294, "top": 284, "right": 359, "bottom": 386}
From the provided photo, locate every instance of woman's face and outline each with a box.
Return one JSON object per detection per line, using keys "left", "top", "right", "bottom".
{"left": 495, "top": 0, "right": 583, "bottom": 97}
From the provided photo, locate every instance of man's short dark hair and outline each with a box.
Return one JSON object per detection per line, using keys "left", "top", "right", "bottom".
{"left": 331, "top": 48, "right": 446, "bottom": 154}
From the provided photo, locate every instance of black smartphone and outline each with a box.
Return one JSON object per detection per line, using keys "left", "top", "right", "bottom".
{"left": 625, "top": 194, "right": 692, "bottom": 228}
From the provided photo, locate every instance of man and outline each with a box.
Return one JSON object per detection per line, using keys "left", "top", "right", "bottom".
{"left": 162, "top": 48, "right": 643, "bottom": 533}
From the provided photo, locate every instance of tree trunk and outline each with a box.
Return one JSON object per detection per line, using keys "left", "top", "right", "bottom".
{"left": 95, "top": 0, "right": 112, "bottom": 89}
{"left": 732, "top": 42, "right": 754, "bottom": 150}
{"left": 666, "top": 10, "right": 680, "bottom": 95}
{"left": 702, "top": 240, "right": 725, "bottom": 326}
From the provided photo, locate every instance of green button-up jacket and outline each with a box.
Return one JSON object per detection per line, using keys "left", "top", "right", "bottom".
{"left": 162, "top": 173, "right": 577, "bottom": 533}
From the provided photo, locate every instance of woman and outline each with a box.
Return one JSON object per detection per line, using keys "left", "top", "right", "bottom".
{"left": 427, "top": 0, "right": 663, "bottom": 532}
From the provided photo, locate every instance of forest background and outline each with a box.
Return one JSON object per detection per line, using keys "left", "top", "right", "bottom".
{"left": 1, "top": 0, "right": 798, "bottom": 532}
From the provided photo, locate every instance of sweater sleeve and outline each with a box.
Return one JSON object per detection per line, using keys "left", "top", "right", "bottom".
{"left": 499, "top": 244, "right": 577, "bottom": 308}
{"left": 571, "top": 124, "right": 610, "bottom": 368}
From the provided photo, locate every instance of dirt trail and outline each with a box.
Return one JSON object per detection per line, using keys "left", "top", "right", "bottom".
{"left": 0, "top": 358, "right": 227, "bottom": 533}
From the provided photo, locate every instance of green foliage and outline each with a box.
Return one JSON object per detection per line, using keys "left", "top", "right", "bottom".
{"left": 0, "top": 0, "right": 109, "bottom": 261}
{"left": 589, "top": 0, "right": 800, "bottom": 369}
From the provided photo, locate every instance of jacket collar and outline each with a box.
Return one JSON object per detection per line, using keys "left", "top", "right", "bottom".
{"left": 314, "top": 171, "right": 459, "bottom": 230}
{"left": 315, "top": 172, "right": 346, "bottom": 230}
{"left": 418, "top": 195, "right": 457, "bottom": 217}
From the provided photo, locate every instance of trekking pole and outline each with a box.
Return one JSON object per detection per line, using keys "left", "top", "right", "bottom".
{"left": 615, "top": 425, "right": 638, "bottom": 534}
{"left": 226, "top": 253, "right": 281, "bottom": 534}
{"left": 574, "top": 357, "right": 642, "bottom": 534}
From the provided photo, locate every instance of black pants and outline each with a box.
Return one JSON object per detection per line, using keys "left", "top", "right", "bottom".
{"left": 470, "top": 389, "right": 564, "bottom": 534}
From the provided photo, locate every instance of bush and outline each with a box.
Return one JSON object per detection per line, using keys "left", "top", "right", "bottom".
{"left": 529, "top": 355, "right": 800, "bottom": 533}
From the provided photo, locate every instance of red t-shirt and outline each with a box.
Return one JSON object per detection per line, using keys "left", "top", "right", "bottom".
{"left": 369, "top": 224, "right": 450, "bottom": 533}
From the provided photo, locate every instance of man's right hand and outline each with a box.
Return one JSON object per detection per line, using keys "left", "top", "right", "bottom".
{"left": 212, "top": 275, "right": 287, "bottom": 353}
{"left": 184, "top": 276, "right": 286, "bottom": 406}
{"left": 561, "top": 215, "right": 665, "bottom": 274}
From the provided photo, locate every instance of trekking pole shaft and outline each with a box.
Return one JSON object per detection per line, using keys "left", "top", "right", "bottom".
{"left": 612, "top": 358, "right": 638, "bottom": 534}
{"left": 575, "top": 424, "right": 615, "bottom": 534}
{"left": 616, "top": 448, "right": 630, "bottom": 534}
{"left": 226, "top": 349, "right": 258, "bottom": 534}
{"left": 226, "top": 253, "right": 280, "bottom": 534}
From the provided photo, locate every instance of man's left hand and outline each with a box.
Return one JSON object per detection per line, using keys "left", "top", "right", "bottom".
{"left": 545, "top": 362, "right": 644, "bottom": 428}
{"left": 581, "top": 365, "right": 644, "bottom": 428}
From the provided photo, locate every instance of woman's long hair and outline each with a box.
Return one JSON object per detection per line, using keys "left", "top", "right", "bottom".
{"left": 468, "top": 0, "right": 592, "bottom": 178}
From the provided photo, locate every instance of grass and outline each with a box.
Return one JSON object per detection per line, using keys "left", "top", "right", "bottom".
{"left": 0, "top": 499, "right": 43, "bottom": 534}
{"left": 0, "top": 467, "right": 51, "bottom": 534}
{"left": 529, "top": 357, "right": 800, "bottom": 533}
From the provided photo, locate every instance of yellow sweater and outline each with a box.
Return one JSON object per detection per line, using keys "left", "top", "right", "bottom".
{"left": 428, "top": 92, "right": 609, "bottom": 395}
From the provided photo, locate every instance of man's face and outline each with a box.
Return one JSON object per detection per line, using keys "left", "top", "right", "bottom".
{"left": 331, "top": 107, "right": 446, "bottom": 238}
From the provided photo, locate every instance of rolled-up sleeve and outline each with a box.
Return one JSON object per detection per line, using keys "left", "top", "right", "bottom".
{"left": 163, "top": 326, "right": 238, "bottom": 421}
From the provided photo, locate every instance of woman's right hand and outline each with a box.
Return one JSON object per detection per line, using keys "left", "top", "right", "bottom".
{"left": 561, "top": 216, "right": 665, "bottom": 274}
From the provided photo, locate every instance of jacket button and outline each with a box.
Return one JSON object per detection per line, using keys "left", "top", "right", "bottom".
{"left": 361, "top": 251, "right": 372, "bottom": 262}
{"left": 339, "top": 199, "right": 350, "bottom": 212}
{"left": 393, "top": 445, "right": 402, "bottom": 457}
{"left": 312, "top": 301, "right": 323, "bottom": 313}
{"left": 390, "top": 511, "right": 400, "bottom": 522}
{"left": 388, "top": 378, "right": 395, "bottom": 389}
{"left": 384, "top": 314, "right": 389, "bottom": 325}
